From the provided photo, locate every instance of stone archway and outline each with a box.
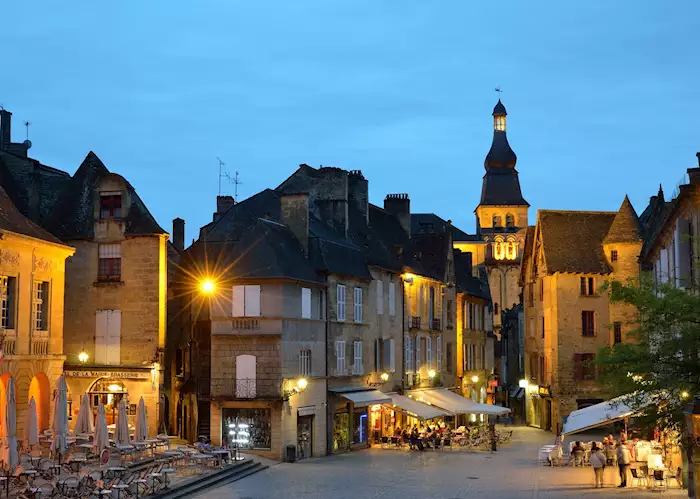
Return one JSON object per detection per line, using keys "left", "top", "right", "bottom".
{"left": 28, "top": 373, "right": 50, "bottom": 431}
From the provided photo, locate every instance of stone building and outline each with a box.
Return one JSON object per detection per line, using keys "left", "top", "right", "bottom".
{"left": 0, "top": 108, "right": 168, "bottom": 432}
{"left": 0, "top": 184, "right": 74, "bottom": 437}
{"left": 521, "top": 198, "right": 643, "bottom": 431}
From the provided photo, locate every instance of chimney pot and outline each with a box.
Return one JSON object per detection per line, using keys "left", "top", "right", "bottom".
{"left": 0, "top": 109, "right": 11, "bottom": 148}
{"left": 384, "top": 194, "right": 411, "bottom": 236}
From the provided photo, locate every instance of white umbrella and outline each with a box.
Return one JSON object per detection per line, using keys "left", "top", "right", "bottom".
{"left": 23, "top": 397, "right": 39, "bottom": 448}
{"left": 93, "top": 403, "right": 108, "bottom": 451}
{"left": 73, "top": 394, "right": 93, "bottom": 435}
{"left": 50, "top": 375, "right": 68, "bottom": 460}
{"left": 134, "top": 397, "right": 148, "bottom": 441}
{"left": 1, "top": 377, "right": 18, "bottom": 470}
{"left": 114, "top": 400, "right": 130, "bottom": 445}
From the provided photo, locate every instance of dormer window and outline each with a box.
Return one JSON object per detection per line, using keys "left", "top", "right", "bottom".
{"left": 100, "top": 193, "right": 122, "bottom": 219}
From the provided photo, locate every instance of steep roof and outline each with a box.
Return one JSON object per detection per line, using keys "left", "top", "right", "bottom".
{"left": 492, "top": 99, "right": 507, "bottom": 116}
{"left": 455, "top": 251, "right": 490, "bottom": 300}
{"left": 479, "top": 167, "right": 529, "bottom": 206}
{"left": 603, "top": 196, "right": 642, "bottom": 244}
{"left": 0, "top": 185, "right": 64, "bottom": 244}
{"left": 539, "top": 210, "right": 616, "bottom": 274}
{"left": 410, "top": 213, "right": 478, "bottom": 241}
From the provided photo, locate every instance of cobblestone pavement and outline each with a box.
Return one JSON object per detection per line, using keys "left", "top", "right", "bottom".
{"left": 196, "top": 427, "right": 686, "bottom": 499}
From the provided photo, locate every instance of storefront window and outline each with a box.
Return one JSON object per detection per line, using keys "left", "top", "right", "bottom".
{"left": 352, "top": 408, "right": 368, "bottom": 445}
{"left": 88, "top": 379, "right": 128, "bottom": 425}
{"left": 333, "top": 413, "right": 349, "bottom": 452}
{"left": 222, "top": 408, "right": 271, "bottom": 450}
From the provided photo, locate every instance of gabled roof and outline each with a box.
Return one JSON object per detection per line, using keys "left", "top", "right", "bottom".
{"left": 410, "top": 213, "right": 478, "bottom": 241}
{"left": 538, "top": 210, "right": 616, "bottom": 274}
{"left": 455, "top": 251, "right": 490, "bottom": 300}
{"left": 0, "top": 185, "right": 64, "bottom": 244}
{"left": 603, "top": 195, "right": 642, "bottom": 244}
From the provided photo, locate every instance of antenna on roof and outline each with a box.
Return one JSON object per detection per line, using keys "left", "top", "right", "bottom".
{"left": 217, "top": 157, "right": 232, "bottom": 196}
{"left": 24, "top": 121, "right": 31, "bottom": 141}
{"left": 233, "top": 170, "right": 242, "bottom": 200}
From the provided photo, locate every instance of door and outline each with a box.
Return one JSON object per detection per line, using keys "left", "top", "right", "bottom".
{"left": 297, "top": 416, "right": 313, "bottom": 459}
{"left": 545, "top": 400, "right": 552, "bottom": 431}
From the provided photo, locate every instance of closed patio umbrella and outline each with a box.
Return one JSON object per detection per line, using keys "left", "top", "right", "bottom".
{"left": 23, "top": 397, "right": 39, "bottom": 448}
{"left": 93, "top": 403, "right": 108, "bottom": 451}
{"left": 114, "top": 399, "right": 130, "bottom": 445}
{"left": 133, "top": 397, "right": 148, "bottom": 441}
{"left": 73, "top": 394, "right": 93, "bottom": 435}
{"left": 50, "top": 375, "right": 68, "bottom": 460}
{"left": 1, "top": 377, "right": 18, "bottom": 470}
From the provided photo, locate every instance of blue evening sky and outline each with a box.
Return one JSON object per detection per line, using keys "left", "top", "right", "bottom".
{"left": 2, "top": 1, "right": 698, "bottom": 242}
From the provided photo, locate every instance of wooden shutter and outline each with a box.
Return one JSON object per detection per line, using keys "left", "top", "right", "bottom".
{"left": 376, "top": 281, "right": 383, "bottom": 315}
{"left": 95, "top": 310, "right": 109, "bottom": 364}
{"left": 336, "top": 341, "right": 346, "bottom": 375}
{"left": 573, "top": 354, "right": 582, "bottom": 381}
{"left": 388, "top": 338, "right": 395, "bottom": 372}
{"left": 244, "top": 285, "right": 261, "bottom": 317}
{"left": 416, "top": 337, "right": 422, "bottom": 370}
{"left": 354, "top": 287, "right": 363, "bottom": 323}
{"left": 353, "top": 341, "right": 363, "bottom": 375}
{"left": 426, "top": 336, "right": 433, "bottom": 369}
{"left": 301, "top": 288, "right": 311, "bottom": 319}
{"left": 337, "top": 285, "right": 346, "bottom": 321}
{"left": 388, "top": 282, "right": 396, "bottom": 316}
{"left": 106, "top": 310, "right": 121, "bottom": 365}
{"left": 375, "top": 339, "right": 382, "bottom": 372}
{"left": 405, "top": 336, "right": 413, "bottom": 372}
{"left": 232, "top": 285, "right": 245, "bottom": 317}
{"left": 446, "top": 342, "right": 452, "bottom": 374}
{"left": 436, "top": 336, "right": 442, "bottom": 372}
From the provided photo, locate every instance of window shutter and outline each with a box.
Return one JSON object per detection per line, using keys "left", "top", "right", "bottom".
{"left": 388, "top": 338, "right": 395, "bottom": 372}
{"left": 95, "top": 310, "right": 109, "bottom": 364}
{"left": 462, "top": 344, "right": 467, "bottom": 372}
{"left": 405, "top": 336, "right": 413, "bottom": 372}
{"left": 236, "top": 355, "right": 257, "bottom": 397}
{"left": 354, "top": 287, "right": 363, "bottom": 323}
{"left": 301, "top": 288, "right": 311, "bottom": 319}
{"left": 337, "top": 285, "right": 346, "bottom": 321}
{"left": 375, "top": 338, "right": 382, "bottom": 372}
{"left": 353, "top": 341, "right": 363, "bottom": 375}
{"left": 388, "top": 282, "right": 396, "bottom": 316}
{"left": 106, "top": 310, "right": 121, "bottom": 365}
{"left": 436, "top": 336, "right": 442, "bottom": 372}
{"left": 376, "top": 281, "right": 384, "bottom": 315}
{"left": 336, "top": 341, "right": 346, "bottom": 375}
{"left": 426, "top": 336, "right": 433, "bottom": 369}
{"left": 382, "top": 339, "right": 390, "bottom": 372}
{"left": 573, "top": 354, "right": 582, "bottom": 381}
{"left": 416, "top": 337, "right": 422, "bottom": 370}
{"left": 244, "top": 285, "right": 261, "bottom": 317}
{"left": 232, "top": 285, "right": 245, "bottom": 317}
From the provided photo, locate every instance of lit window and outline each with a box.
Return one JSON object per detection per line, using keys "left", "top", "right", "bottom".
{"left": 98, "top": 244, "right": 122, "bottom": 281}
{"left": 99, "top": 193, "right": 122, "bottom": 219}
{"left": 493, "top": 238, "right": 505, "bottom": 260}
{"left": 611, "top": 250, "right": 618, "bottom": 262}
{"left": 494, "top": 116, "right": 506, "bottom": 132}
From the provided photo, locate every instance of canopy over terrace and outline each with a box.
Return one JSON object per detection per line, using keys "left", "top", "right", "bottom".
{"left": 331, "top": 388, "right": 391, "bottom": 407}
{"left": 407, "top": 388, "right": 511, "bottom": 416}
{"left": 385, "top": 393, "right": 451, "bottom": 421}
{"left": 562, "top": 394, "right": 645, "bottom": 435}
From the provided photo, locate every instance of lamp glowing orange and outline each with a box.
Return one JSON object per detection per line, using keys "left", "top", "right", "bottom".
{"left": 199, "top": 278, "right": 216, "bottom": 294}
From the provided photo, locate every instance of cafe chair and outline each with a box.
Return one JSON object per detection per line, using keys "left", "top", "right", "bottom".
{"left": 630, "top": 468, "right": 648, "bottom": 488}
{"left": 652, "top": 469, "right": 666, "bottom": 490}
{"left": 379, "top": 436, "right": 390, "bottom": 449}
{"left": 666, "top": 467, "right": 683, "bottom": 488}
{"left": 441, "top": 438, "right": 452, "bottom": 451}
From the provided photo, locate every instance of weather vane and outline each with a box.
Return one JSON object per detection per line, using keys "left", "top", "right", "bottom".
{"left": 495, "top": 86, "right": 503, "bottom": 95}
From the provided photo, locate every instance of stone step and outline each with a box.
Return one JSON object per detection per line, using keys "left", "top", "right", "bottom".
{"left": 145, "top": 459, "right": 268, "bottom": 499}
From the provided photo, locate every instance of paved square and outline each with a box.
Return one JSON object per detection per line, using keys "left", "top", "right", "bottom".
{"left": 196, "top": 427, "right": 685, "bottom": 499}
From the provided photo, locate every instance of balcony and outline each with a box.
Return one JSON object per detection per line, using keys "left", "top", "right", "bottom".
{"left": 211, "top": 318, "right": 284, "bottom": 336}
{"left": 211, "top": 377, "right": 282, "bottom": 400}
{"left": 30, "top": 332, "right": 49, "bottom": 355}
{"left": 430, "top": 318, "right": 441, "bottom": 331}
{"left": 1, "top": 332, "right": 16, "bottom": 356}
{"left": 409, "top": 317, "right": 422, "bottom": 330}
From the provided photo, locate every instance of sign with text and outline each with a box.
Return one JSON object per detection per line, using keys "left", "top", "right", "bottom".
{"left": 64, "top": 370, "right": 150, "bottom": 380}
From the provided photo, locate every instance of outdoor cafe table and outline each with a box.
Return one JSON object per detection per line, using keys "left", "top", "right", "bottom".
{"left": 144, "top": 439, "right": 161, "bottom": 457}
{"left": 209, "top": 449, "right": 231, "bottom": 467}
{"left": 112, "top": 482, "right": 130, "bottom": 499}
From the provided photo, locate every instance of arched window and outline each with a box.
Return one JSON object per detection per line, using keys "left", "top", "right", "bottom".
{"left": 493, "top": 237, "right": 505, "bottom": 260}
{"left": 505, "top": 237, "right": 519, "bottom": 261}
{"left": 492, "top": 215, "right": 502, "bottom": 228}
{"left": 506, "top": 214, "right": 515, "bottom": 228}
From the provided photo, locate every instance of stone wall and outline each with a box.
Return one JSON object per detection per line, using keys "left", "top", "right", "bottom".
{"left": 210, "top": 336, "right": 282, "bottom": 398}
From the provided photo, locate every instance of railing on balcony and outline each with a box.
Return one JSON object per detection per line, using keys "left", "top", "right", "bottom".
{"left": 0, "top": 333, "right": 16, "bottom": 356}
{"left": 211, "top": 377, "right": 282, "bottom": 400}
{"left": 430, "top": 318, "right": 441, "bottom": 331}
{"left": 30, "top": 333, "right": 49, "bottom": 355}
{"left": 232, "top": 318, "right": 260, "bottom": 331}
{"left": 409, "top": 316, "right": 421, "bottom": 330}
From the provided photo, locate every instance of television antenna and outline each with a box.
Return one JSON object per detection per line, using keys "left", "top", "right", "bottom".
{"left": 217, "top": 157, "right": 242, "bottom": 200}
{"left": 24, "top": 121, "right": 31, "bottom": 140}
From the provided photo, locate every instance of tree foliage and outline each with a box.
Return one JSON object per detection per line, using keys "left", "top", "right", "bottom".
{"left": 597, "top": 273, "right": 700, "bottom": 431}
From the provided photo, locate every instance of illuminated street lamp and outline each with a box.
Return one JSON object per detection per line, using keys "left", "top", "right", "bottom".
{"left": 471, "top": 375, "right": 479, "bottom": 383}
{"left": 428, "top": 370, "right": 436, "bottom": 379}
{"left": 199, "top": 278, "right": 216, "bottom": 295}
{"left": 78, "top": 352, "right": 89, "bottom": 364}
{"left": 518, "top": 379, "right": 529, "bottom": 389}
{"left": 296, "top": 378, "right": 308, "bottom": 391}
{"left": 380, "top": 372, "right": 389, "bottom": 382}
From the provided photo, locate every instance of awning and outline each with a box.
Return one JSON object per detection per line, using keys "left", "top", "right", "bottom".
{"left": 385, "top": 393, "right": 451, "bottom": 421}
{"left": 407, "top": 388, "right": 511, "bottom": 416}
{"left": 335, "top": 389, "right": 391, "bottom": 407}
{"left": 509, "top": 387, "right": 524, "bottom": 399}
{"left": 561, "top": 394, "right": 644, "bottom": 435}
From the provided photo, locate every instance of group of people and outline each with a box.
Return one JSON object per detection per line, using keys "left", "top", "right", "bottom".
{"left": 392, "top": 424, "right": 452, "bottom": 451}
{"left": 572, "top": 432, "right": 632, "bottom": 488}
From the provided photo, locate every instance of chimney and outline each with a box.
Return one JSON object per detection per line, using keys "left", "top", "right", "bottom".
{"left": 313, "top": 167, "right": 348, "bottom": 237}
{"left": 690, "top": 153, "right": 700, "bottom": 185}
{"left": 172, "top": 218, "right": 185, "bottom": 252}
{"left": 0, "top": 109, "right": 11, "bottom": 148}
{"left": 348, "top": 170, "right": 369, "bottom": 225}
{"left": 280, "top": 193, "right": 309, "bottom": 254}
{"left": 384, "top": 194, "right": 411, "bottom": 237}
{"left": 213, "top": 195, "right": 235, "bottom": 222}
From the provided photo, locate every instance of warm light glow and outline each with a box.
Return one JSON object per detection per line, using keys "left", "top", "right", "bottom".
{"left": 296, "top": 378, "right": 308, "bottom": 391}
{"left": 78, "top": 352, "right": 89, "bottom": 364}
{"left": 428, "top": 370, "right": 436, "bottom": 379}
{"left": 370, "top": 404, "right": 381, "bottom": 412}
{"left": 471, "top": 375, "right": 479, "bottom": 383}
{"left": 682, "top": 391, "right": 690, "bottom": 399}
{"left": 519, "top": 379, "right": 529, "bottom": 389}
{"left": 380, "top": 372, "right": 389, "bottom": 382}
{"left": 402, "top": 273, "right": 415, "bottom": 283}
{"left": 494, "top": 115, "right": 506, "bottom": 132}
{"left": 199, "top": 278, "right": 216, "bottom": 294}
{"left": 108, "top": 384, "right": 122, "bottom": 393}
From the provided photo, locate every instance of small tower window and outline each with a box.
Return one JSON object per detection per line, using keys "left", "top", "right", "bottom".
{"left": 492, "top": 215, "right": 502, "bottom": 228}
{"left": 506, "top": 214, "right": 515, "bottom": 228}
{"left": 494, "top": 115, "right": 506, "bottom": 132}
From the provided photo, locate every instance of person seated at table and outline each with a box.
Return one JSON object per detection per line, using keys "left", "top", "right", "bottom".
{"left": 570, "top": 441, "right": 585, "bottom": 466}
{"left": 394, "top": 426, "right": 402, "bottom": 437}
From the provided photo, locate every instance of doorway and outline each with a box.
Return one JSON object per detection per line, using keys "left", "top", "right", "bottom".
{"left": 297, "top": 415, "right": 313, "bottom": 459}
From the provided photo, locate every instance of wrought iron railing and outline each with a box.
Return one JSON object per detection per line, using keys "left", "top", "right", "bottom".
{"left": 410, "top": 317, "right": 421, "bottom": 330}
{"left": 211, "top": 378, "right": 281, "bottom": 399}
{"left": 430, "top": 318, "right": 441, "bottom": 331}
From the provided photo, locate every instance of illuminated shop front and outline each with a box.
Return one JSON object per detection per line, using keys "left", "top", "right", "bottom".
{"left": 222, "top": 408, "right": 272, "bottom": 450}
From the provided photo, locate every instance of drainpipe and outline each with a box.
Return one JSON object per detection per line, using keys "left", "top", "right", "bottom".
{"left": 324, "top": 274, "right": 332, "bottom": 456}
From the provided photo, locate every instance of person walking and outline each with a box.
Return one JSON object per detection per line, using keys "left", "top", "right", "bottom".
{"left": 616, "top": 440, "right": 632, "bottom": 488}
{"left": 590, "top": 444, "right": 606, "bottom": 488}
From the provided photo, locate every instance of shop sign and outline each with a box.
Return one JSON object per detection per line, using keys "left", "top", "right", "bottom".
{"left": 64, "top": 370, "right": 151, "bottom": 380}
{"left": 489, "top": 380, "right": 499, "bottom": 387}
{"left": 538, "top": 386, "right": 552, "bottom": 398}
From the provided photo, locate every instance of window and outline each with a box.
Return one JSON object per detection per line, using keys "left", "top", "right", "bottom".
{"left": 301, "top": 288, "right": 312, "bottom": 319}
{"left": 581, "top": 311, "right": 595, "bottom": 337}
{"left": 33, "top": 281, "right": 49, "bottom": 331}
{"left": 506, "top": 214, "right": 514, "bottom": 228}
{"left": 492, "top": 215, "right": 502, "bottom": 228}
{"left": 235, "top": 354, "right": 257, "bottom": 398}
{"left": 539, "top": 279, "right": 544, "bottom": 301}
{"left": 388, "top": 282, "right": 396, "bottom": 316}
{"left": 481, "top": 344, "right": 486, "bottom": 369}
{"left": 540, "top": 317, "right": 545, "bottom": 339}
{"left": 98, "top": 244, "right": 121, "bottom": 281}
{"left": 494, "top": 303, "right": 499, "bottom": 316}
{"left": 426, "top": 336, "right": 433, "bottom": 369}
{"left": 419, "top": 337, "right": 427, "bottom": 368}
{"left": 527, "top": 283, "right": 534, "bottom": 306}
{"left": 436, "top": 336, "right": 442, "bottom": 372}
{"left": 428, "top": 287, "right": 435, "bottom": 324}
{"left": 222, "top": 408, "right": 270, "bottom": 450}
{"left": 580, "top": 277, "right": 595, "bottom": 296}
{"left": 175, "top": 348, "right": 185, "bottom": 377}
{"left": 0, "top": 276, "right": 17, "bottom": 330}
{"left": 574, "top": 353, "right": 596, "bottom": 381}
{"left": 613, "top": 322, "right": 622, "bottom": 345}
{"left": 354, "top": 287, "right": 363, "bottom": 323}
{"left": 99, "top": 193, "right": 122, "bottom": 219}
{"left": 385, "top": 338, "right": 396, "bottom": 372}
{"left": 336, "top": 285, "right": 346, "bottom": 322}
{"left": 95, "top": 309, "right": 121, "bottom": 365}
{"left": 446, "top": 300, "right": 453, "bottom": 327}
{"left": 494, "top": 115, "right": 506, "bottom": 132}
{"left": 299, "top": 349, "right": 311, "bottom": 377}
{"left": 538, "top": 357, "right": 545, "bottom": 384}
{"left": 376, "top": 280, "right": 383, "bottom": 315}
{"left": 611, "top": 250, "right": 618, "bottom": 263}
{"left": 405, "top": 336, "right": 414, "bottom": 372}
{"left": 445, "top": 342, "right": 453, "bottom": 374}
{"left": 335, "top": 341, "right": 346, "bottom": 375}
{"left": 232, "top": 285, "right": 261, "bottom": 317}
{"left": 353, "top": 341, "right": 363, "bottom": 375}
